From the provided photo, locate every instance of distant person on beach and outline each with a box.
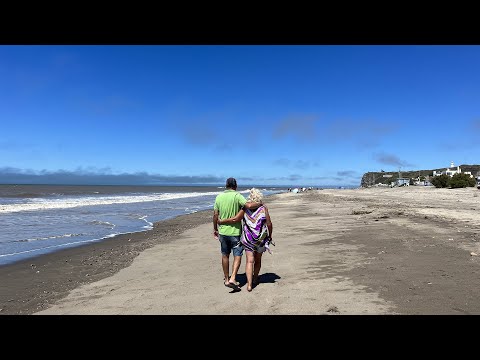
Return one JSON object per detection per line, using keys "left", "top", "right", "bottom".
{"left": 217, "top": 188, "right": 273, "bottom": 292}
{"left": 213, "top": 178, "right": 261, "bottom": 290}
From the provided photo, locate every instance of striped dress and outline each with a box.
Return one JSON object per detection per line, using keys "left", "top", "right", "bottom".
{"left": 241, "top": 205, "right": 271, "bottom": 253}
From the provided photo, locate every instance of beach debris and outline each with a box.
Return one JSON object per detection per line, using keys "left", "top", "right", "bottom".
{"left": 352, "top": 209, "right": 373, "bottom": 215}
{"left": 327, "top": 305, "right": 339, "bottom": 313}
{"left": 427, "top": 282, "right": 432, "bottom": 285}
{"left": 448, "top": 238, "right": 453, "bottom": 241}
{"left": 36, "top": 270, "right": 39, "bottom": 273}
{"left": 30, "top": 264, "right": 36, "bottom": 269}
{"left": 470, "top": 252, "right": 478, "bottom": 256}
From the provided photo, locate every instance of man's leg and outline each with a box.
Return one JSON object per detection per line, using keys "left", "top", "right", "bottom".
{"left": 229, "top": 237, "right": 243, "bottom": 285}
{"left": 230, "top": 255, "right": 242, "bottom": 285}
{"left": 222, "top": 254, "right": 230, "bottom": 284}
{"left": 219, "top": 235, "right": 231, "bottom": 285}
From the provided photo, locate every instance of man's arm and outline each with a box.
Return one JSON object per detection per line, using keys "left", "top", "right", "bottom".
{"left": 218, "top": 209, "right": 245, "bottom": 225}
{"left": 244, "top": 201, "right": 261, "bottom": 210}
{"left": 237, "top": 193, "right": 260, "bottom": 210}
{"left": 213, "top": 209, "right": 219, "bottom": 239}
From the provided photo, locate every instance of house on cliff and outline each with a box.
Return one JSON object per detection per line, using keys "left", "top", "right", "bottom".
{"left": 433, "top": 161, "right": 473, "bottom": 178}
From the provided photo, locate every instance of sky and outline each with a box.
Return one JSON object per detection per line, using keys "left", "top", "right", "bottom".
{"left": 1, "top": 45, "right": 479, "bottom": 187}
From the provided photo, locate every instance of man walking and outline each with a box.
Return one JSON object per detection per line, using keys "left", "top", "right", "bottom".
{"left": 213, "top": 177, "right": 260, "bottom": 290}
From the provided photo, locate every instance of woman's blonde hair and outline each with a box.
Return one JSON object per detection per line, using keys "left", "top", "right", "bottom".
{"left": 248, "top": 188, "right": 263, "bottom": 203}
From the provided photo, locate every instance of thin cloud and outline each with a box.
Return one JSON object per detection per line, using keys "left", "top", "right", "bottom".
{"left": 237, "top": 176, "right": 256, "bottom": 182}
{"left": 213, "top": 143, "right": 234, "bottom": 152}
{"left": 273, "top": 158, "right": 313, "bottom": 169}
{"left": 312, "top": 176, "right": 332, "bottom": 180}
{"left": 170, "top": 117, "right": 224, "bottom": 148}
{"left": 139, "top": 111, "right": 236, "bottom": 151}
{"left": 167, "top": 108, "right": 246, "bottom": 149}
{"left": 325, "top": 119, "right": 398, "bottom": 149}
{"left": 277, "top": 174, "right": 302, "bottom": 182}
{"left": 272, "top": 115, "right": 319, "bottom": 141}
{"left": 0, "top": 140, "right": 35, "bottom": 150}
{"left": 374, "top": 153, "right": 413, "bottom": 168}
{"left": 273, "top": 158, "right": 291, "bottom": 167}
{"left": 294, "top": 160, "right": 310, "bottom": 170}
{"left": 288, "top": 174, "right": 303, "bottom": 181}
{"left": 182, "top": 125, "right": 217, "bottom": 146}
{"left": 337, "top": 170, "right": 356, "bottom": 177}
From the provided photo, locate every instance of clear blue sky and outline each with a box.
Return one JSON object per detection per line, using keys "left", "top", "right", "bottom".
{"left": 1, "top": 45, "right": 479, "bottom": 187}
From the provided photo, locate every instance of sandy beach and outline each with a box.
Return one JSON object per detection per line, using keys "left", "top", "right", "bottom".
{"left": 2, "top": 186, "right": 480, "bottom": 315}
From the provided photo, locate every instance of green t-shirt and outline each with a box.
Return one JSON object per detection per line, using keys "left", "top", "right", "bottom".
{"left": 214, "top": 189, "right": 247, "bottom": 236}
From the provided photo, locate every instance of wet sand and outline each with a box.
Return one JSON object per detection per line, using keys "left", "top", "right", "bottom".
{"left": 2, "top": 187, "right": 480, "bottom": 315}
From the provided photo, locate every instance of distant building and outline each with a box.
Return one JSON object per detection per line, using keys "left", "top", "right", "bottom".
{"left": 433, "top": 161, "right": 473, "bottom": 178}
{"left": 396, "top": 178, "right": 410, "bottom": 186}
{"left": 413, "top": 175, "right": 433, "bottom": 186}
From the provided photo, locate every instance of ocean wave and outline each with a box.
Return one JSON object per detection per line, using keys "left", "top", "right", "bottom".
{"left": 0, "top": 191, "right": 222, "bottom": 214}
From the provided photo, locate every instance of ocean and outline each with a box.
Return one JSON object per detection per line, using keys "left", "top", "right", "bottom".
{"left": 0, "top": 184, "right": 287, "bottom": 266}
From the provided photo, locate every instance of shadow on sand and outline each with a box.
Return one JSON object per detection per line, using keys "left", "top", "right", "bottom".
{"left": 229, "top": 272, "right": 281, "bottom": 292}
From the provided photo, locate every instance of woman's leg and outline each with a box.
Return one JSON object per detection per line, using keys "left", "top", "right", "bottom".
{"left": 253, "top": 252, "right": 263, "bottom": 286}
{"left": 245, "top": 250, "right": 255, "bottom": 291}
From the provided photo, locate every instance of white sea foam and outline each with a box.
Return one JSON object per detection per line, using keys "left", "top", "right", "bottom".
{"left": 0, "top": 191, "right": 228, "bottom": 214}
{"left": 19, "top": 233, "right": 84, "bottom": 242}
{"left": 90, "top": 220, "right": 116, "bottom": 228}
{"left": 0, "top": 237, "right": 105, "bottom": 257}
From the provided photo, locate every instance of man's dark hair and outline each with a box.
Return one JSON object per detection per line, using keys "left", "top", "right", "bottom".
{"left": 226, "top": 177, "right": 237, "bottom": 189}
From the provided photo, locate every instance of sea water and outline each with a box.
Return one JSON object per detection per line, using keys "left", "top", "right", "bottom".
{"left": 0, "top": 185, "right": 285, "bottom": 266}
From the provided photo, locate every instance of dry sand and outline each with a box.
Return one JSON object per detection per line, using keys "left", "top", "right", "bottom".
{"left": 2, "top": 186, "right": 480, "bottom": 315}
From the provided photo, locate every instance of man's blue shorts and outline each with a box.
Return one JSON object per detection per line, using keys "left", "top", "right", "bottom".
{"left": 218, "top": 235, "right": 244, "bottom": 256}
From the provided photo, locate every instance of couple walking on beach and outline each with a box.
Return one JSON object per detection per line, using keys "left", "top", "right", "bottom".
{"left": 213, "top": 177, "right": 273, "bottom": 292}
